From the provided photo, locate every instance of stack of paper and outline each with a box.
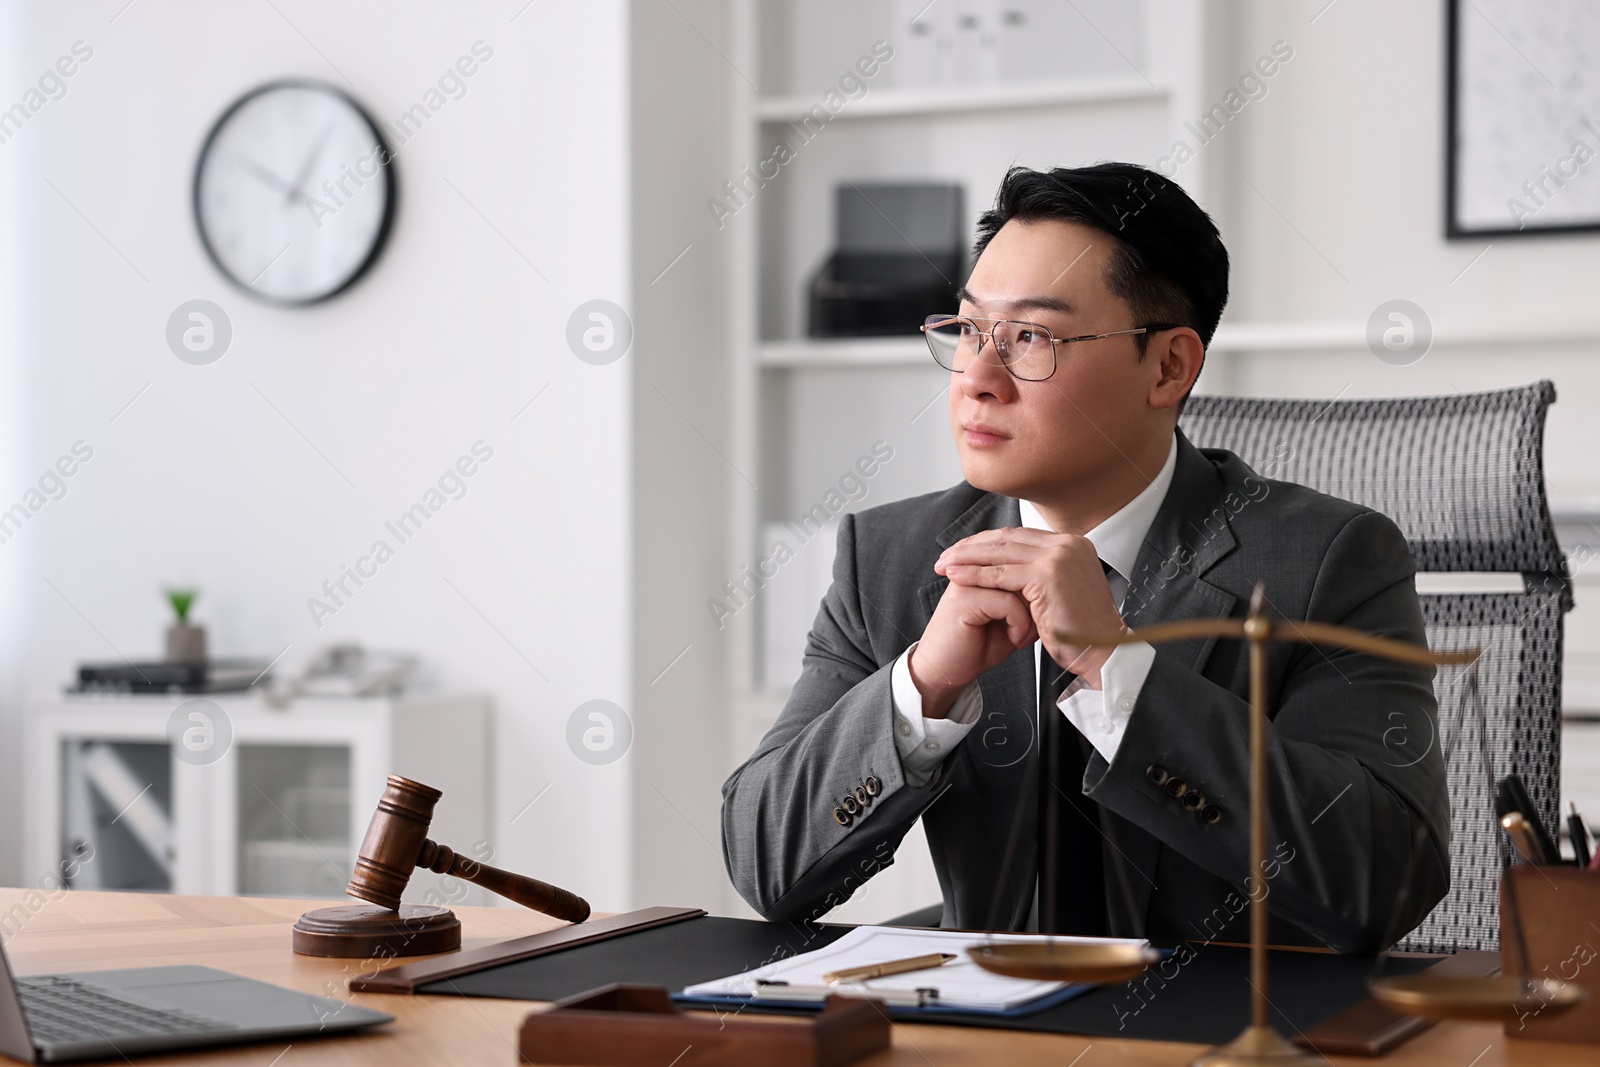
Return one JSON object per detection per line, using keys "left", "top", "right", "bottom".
{"left": 682, "top": 925, "right": 1150, "bottom": 1015}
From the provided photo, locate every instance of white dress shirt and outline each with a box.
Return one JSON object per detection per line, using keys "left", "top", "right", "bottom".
{"left": 890, "top": 434, "right": 1179, "bottom": 787}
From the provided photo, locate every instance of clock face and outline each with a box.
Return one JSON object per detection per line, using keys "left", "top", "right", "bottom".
{"left": 194, "top": 81, "right": 394, "bottom": 305}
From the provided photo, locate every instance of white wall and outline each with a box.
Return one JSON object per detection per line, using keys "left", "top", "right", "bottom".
{"left": 1203, "top": 0, "right": 1600, "bottom": 493}
{"left": 0, "top": 0, "right": 646, "bottom": 907}
{"left": 626, "top": 0, "right": 739, "bottom": 912}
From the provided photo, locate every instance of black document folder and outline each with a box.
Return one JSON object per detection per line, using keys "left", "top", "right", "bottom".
{"left": 420, "top": 916, "right": 1436, "bottom": 1045}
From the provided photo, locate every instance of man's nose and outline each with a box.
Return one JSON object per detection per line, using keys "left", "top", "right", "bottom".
{"left": 956, "top": 339, "right": 1016, "bottom": 397}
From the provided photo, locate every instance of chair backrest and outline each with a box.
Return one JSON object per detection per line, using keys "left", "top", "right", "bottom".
{"left": 1180, "top": 381, "right": 1568, "bottom": 953}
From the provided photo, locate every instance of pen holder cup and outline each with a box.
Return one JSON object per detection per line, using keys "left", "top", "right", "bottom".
{"left": 1500, "top": 865, "right": 1600, "bottom": 1044}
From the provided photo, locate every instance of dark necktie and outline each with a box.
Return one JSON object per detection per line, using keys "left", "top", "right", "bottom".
{"left": 1035, "top": 562, "right": 1112, "bottom": 935}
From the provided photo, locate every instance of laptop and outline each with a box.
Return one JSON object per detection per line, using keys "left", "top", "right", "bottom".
{"left": 0, "top": 932, "right": 392, "bottom": 1063}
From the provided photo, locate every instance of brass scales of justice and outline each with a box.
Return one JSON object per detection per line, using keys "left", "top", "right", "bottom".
{"left": 965, "top": 582, "right": 1584, "bottom": 1067}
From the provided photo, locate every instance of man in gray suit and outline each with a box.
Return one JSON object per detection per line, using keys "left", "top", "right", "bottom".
{"left": 720, "top": 163, "right": 1449, "bottom": 953}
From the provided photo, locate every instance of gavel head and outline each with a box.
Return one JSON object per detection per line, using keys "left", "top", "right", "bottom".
{"left": 346, "top": 775, "right": 442, "bottom": 911}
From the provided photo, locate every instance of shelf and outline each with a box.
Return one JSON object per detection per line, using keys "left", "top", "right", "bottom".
{"left": 759, "top": 337, "right": 927, "bottom": 368}
{"left": 757, "top": 319, "right": 1600, "bottom": 369}
{"left": 755, "top": 75, "right": 1167, "bottom": 124}
{"left": 1552, "top": 504, "right": 1600, "bottom": 525}
{"left": 755, "top": 327, "right": 1376, "bottom": 367}
{"left": 1208, "top": 322, "right": 1365, "bottom": 352}
{"left": 1210, "top": 320, "right": 1600, "bottom": 352}
{"left": 755, "top": 326, "right": 1385, "bottom": 367}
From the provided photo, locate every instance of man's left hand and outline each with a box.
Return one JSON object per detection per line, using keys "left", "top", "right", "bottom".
{"left": 934, "top": 527, "right": 1127, "bottom": 688}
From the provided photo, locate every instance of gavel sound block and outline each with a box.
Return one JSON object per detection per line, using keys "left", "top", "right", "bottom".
{"left": 292, "top": 775, "right": 591, "bottom": 958}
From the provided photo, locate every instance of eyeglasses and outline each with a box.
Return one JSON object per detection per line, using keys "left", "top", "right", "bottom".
{"left": 920, "top": 314, "right": 1181, "bottom": 382}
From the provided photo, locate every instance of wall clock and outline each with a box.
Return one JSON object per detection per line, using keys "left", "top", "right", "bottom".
{"left": 194, "top": 80, "right": 395, "bottom": 304}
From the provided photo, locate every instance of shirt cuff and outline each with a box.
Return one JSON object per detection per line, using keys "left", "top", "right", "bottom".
{"left": 1056, "top": 640, "right": 1157, "bottom": 764}
{"left": 890, "top": 641, "right": 982, "bottom": 787}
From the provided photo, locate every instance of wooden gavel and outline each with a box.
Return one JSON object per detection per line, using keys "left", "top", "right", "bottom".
{"left": 348, "top": 774, "right": 590, "bottom": 924}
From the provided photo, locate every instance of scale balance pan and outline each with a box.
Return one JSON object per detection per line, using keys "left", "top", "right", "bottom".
{"left": 968, "top": 941, "right": 1163, "bottom": 985}
{"left": 1368, "top": 974, "right": 1586, "bottom": 1021}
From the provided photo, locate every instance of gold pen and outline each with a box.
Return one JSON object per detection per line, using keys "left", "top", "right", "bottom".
{"left": 823, "top": 952, "right": 957, "bottom": 985}
{"left": 1501, "top": 811, "right": 1549, "bottom": 865}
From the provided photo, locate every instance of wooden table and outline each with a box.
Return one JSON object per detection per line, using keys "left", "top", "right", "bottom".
{"left": 0, "top": 888, "right": 1590, "bottom": 1066}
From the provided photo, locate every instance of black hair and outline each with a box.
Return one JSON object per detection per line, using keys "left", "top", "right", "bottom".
{"left": 972, "top": 163, "right": 1229, "bottom": 399}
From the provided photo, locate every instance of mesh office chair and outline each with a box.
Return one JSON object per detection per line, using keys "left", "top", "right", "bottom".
{"left": 1180, "top": 379, "right": 1569, "bottom": 952}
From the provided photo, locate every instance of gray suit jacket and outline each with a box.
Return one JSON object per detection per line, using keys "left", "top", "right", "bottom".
{"left": 720, "top": 432, "right": 1450, "bottom": 953}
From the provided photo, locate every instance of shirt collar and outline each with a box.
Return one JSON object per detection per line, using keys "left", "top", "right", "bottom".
{"left": 1017, "top": 432, "right": 1179, "bottom": 583}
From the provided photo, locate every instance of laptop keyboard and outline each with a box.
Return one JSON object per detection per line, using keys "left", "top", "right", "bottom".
{"left": 17, "top": 975, "right": 237, "bottom": 1046}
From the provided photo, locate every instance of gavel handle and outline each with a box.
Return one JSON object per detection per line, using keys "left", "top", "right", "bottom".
{"left": 416, "top": 840, "right": 591, "bottom": 924}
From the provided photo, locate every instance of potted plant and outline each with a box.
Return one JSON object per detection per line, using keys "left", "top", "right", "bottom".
{"left": 164, "top": 588, "right": 206, "bottom": 665}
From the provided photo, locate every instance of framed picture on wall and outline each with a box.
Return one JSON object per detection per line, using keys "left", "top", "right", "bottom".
{"left": 1447, "top": 0, "right": 1600, "bottom": 238}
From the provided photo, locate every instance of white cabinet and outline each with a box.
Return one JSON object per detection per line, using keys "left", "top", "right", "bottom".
{"left": 24, "top": 693, "right": 491, "bottom": 904}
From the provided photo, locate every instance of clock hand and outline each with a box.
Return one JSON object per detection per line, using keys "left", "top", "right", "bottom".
{"left": 287, "top": 123, "right": 334, "bottom": 206}
{"left": 234, "top": 155, "right": 301, "bottom": 201}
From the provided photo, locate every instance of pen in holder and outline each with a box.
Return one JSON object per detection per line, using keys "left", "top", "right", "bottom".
{"left": 1498, "top": 865, "right": 1600, "bottom": 1044}
{"left": 1366, "top": 659, "right": 1587, "bottom": 1024}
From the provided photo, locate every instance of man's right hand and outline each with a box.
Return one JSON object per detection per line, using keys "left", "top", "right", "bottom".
{"left": 909, "top": 581, "right": 1037, "bottom": 718}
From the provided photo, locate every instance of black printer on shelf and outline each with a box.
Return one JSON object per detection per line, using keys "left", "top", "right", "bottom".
{"left": 807, "top": 182, "right": 965, "bottom": 338}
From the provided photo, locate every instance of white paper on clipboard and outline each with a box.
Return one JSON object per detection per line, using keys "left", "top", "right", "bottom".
{"left": 682, "top": 925, "right": 1149, "bottom": 1013}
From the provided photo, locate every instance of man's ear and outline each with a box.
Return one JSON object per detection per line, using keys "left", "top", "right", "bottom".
{"left": 1148, "top": 329, "right": 1204, "bottom": 412}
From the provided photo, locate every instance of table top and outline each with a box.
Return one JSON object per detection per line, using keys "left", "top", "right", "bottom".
{"left": 0, "top": 888, "right": 1589, "bottom": 1066}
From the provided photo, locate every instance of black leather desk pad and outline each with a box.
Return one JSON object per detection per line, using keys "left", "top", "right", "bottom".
{"left": 421, "top": 917, "right": 852, "bottom": 1001}
{"left": 420, "top": 915, "right": 1436, "bottom": 1044}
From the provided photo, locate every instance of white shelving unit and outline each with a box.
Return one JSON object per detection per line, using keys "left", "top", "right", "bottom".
{"left": 23, "top": 692, "right": 491, "bottom": 905}
{"left": 721, "top": 0, "right": 1212, "bottom": 923}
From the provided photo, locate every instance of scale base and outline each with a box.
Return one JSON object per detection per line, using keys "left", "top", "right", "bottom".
{"left": 292, "top": 904, "right": 461, "bottom": 958}
{"left": 1189, "top": 1024, "right": 1323, "bottom": 1067}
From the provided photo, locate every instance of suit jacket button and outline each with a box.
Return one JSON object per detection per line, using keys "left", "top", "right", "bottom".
{"left": 855, "top": 786, "right": 870, "bottom": 806}
{"left": 833, "top": 807, "right": 853, "bottom": 827}
{"left": 864, "top": 776, "right": 882, "bottom": 797}
{"left": 1201, "top": 804, "right": 1222, "bottom": 825}
{"left": 1146, "top": 765, "right": 1169, "bottom": 787}
{"left": 842, "top": 795, "right": 860, "bottom": 816}
{"left": 1182, "top": 790, "right": 1205, "bottom": 811}
{"left": 1164, "top": 778, "right": 1187, "bottom": 799}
